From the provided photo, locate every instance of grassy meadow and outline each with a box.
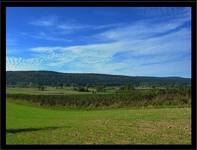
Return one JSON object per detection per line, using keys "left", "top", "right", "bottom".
{"left": 6, "top": 86, "right": 191, "bottom": 144}
{"left": 6, "top": 101, "right": 191, "bottom": 144}
{"left": 6, "top": 87, "right": 191, "bottom": 144}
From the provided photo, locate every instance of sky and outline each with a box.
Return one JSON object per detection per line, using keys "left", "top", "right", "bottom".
{"left": 6, "top": 7, "right": 191, "bottom": 78}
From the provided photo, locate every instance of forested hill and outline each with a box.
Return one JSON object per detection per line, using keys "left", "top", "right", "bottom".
{"left": 6, "top": 71, "right": 191, "bottom": 87}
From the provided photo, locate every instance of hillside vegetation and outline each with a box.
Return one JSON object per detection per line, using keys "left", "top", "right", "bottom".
{"left": 6, "top": 71, "right": 192, "bottom": 144}
{"left": 6, "top": 71, "right": 191, "bottom": 87}
{"left": 6, "top": 71, "right": 191, "bottom": 109}
{"left": 7, "top": 87, "right": 191, "bottom": 109}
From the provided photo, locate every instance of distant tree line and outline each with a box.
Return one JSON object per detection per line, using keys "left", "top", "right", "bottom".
{"left": 6, "top": 71, "right": 191, "bottom": 87}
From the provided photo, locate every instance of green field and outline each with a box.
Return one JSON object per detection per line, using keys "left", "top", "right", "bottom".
{"left": 6, "top": 87, "right": 93, "bottom": 95}
{"left": 6, "top": 86, "right": 165, "bottom": 95}
{"left": 6, "top": 86, "right": 191, "bottom": 144}
{"left": 6, "top": 101, "right": 191, "bottom": 144}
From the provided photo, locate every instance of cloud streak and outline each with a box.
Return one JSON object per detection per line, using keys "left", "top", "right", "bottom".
{"left": 6, "top": 7, "right": 191, "bottom": 77}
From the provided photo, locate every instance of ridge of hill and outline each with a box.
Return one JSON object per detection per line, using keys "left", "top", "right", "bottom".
{"left": 6, "top": 71, "right": 191, "bottom": 86}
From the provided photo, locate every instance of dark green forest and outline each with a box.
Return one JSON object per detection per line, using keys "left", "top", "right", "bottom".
{"left": 6, "top": 71, "right": 191, "bottom": 87}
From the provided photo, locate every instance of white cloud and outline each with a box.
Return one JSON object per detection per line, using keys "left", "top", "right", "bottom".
{"left": 27, "top": 18, "right": 190, "bottom": 74}
{"left": 29, "top": 42, "right": 124, "bottom": 68}
{"left": 7, "top": 8, "right": 191, "bottom": 77}
{"left": 31, "top": 32, "right": 72, "bottom": 42}
{"left": 29, "top": 16, "right": 122, "bottom": 41}
{"left": 31, "top": 47, "right": 63, "bottom": 53}
{"left": 29, "top": 16, "right": 57, "bottom": 27}
{"left": 98, "top": 14, "right": 190, "bottom": 41}
{"left": 6, "top": 57, "right": 45, "bottom": 71}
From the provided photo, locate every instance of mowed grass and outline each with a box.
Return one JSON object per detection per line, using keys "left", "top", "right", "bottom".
{"left": 6, "top": 101, "right": 191, "bottom": 144}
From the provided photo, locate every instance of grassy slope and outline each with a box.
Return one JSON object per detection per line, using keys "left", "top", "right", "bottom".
{"left": 6, "top": 102, "right": 191, "bottom": 144}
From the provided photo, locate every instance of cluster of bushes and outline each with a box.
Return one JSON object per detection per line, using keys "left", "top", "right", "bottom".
{"left": 6, "top": 88, "right": 191, "bottom": 108}
{"left": 95, "top": 85, "right": 106, "bottom": 92}
{"left": 73, "top": 86, "right": 89, "bottom": 92}
{"left": 72, "top": 85, "right": 106, "bottom": 93}
{"left": 38, "top": 85, "right": 47, "bottom": 91}
{"left": 118, "top": 84, "right": 135, "bottom": 92}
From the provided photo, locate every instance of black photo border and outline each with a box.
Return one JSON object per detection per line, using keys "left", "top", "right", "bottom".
{"left": 0, "top": 0, "right": 196, "bottom": 149}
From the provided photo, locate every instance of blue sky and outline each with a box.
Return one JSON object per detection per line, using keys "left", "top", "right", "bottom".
{"left": 6, "top": 7, "right": 191, "bottom": 77}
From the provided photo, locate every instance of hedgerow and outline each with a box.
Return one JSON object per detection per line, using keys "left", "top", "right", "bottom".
{"left": 6, "top": 89, "right": 191, "bottom": 108}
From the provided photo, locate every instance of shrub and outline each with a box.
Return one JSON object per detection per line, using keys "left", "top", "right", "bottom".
{"left": 6, "top": 88, "right": 191, "bottom": 108}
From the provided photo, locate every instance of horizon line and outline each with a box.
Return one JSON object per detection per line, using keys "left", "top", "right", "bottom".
{"left": 6, "top": 70, "right": 191, "bottom": 79}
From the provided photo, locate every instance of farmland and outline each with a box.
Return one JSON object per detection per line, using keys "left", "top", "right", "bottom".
{"left": 6, "top": 102, "right": 191, "bottom": 144}
{"left": 6, "top": 85, "right": 191, "bottom": 109}
{"left": 6, "top": 71, "right": 192, "bottom": 144}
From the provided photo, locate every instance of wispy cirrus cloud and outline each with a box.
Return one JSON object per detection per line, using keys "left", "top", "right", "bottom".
{"left": 30, "top": 16, "right": 121, "bottom": 31}
{"left": 28, "top": 16, "right": 123, "bottom": 43}
{"left": 6, "top": 57, "right": 45, "bottom": 71}
{"left": 32, "top": 32, "right": 72, "bottom": 42}
{"left": 29, "top": 16, "right": 57, "bottom": 27}
{"left": 6, "top": 7, "right": 191, "bottom": 77}
{"left": 27, "top": 17, "right": 190, "bottom": 76}
{"left": 98, "top": 14, "right": 190, "bottom": 42}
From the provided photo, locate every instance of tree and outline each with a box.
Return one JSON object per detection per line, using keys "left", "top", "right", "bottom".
{"left": 38, "top": 84, "right": 46, "bottom": 91}
{"left": 60, "top": 83, "right": 64, "bottom": 89}
{"left": 118, "top": 84, "right": 135, "bottom": 93}
{"left": 73, "top": 86, "right": 89, "bottom": 92}
{"left": 96, "top": 85, "right": 105, "bottom": 92}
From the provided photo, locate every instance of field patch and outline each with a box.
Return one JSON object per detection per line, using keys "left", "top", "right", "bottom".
{"left": 6, "top": 102, "right": 191, "bottom": 144}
